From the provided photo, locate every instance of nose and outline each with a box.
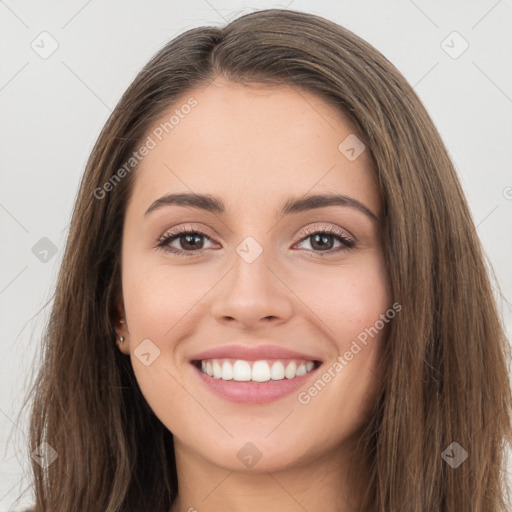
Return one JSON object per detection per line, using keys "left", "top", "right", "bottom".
{"left": 210, "top": 248, "right": 294, "bottom": 330}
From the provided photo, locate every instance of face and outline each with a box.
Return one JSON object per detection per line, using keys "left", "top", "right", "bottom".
{"left": 116, "top": 78, "right": 391, "bottom": 473}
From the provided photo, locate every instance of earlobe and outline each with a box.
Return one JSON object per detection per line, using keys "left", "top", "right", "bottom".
{"left": 115, "top": 333, "right": 130, "bottom": 354}
{"left": 113, "top": 298, "right": 130, "bottom": 353}
{"left": 115, "top": 320, "right": 130, "bottom": 354}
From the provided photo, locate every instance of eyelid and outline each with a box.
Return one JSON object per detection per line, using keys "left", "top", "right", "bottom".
{"left": 157, "top": 223, "right": 218, "bottom": 245}
{"left": 296, "top": 223, "right": 355, "bottom": 244}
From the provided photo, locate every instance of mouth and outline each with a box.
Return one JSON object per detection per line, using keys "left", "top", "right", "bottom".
{"left": 190, "top": 357, "right": 323, "bottom": 404}
{"left": 191, "top": 358, "right": 322, "bottom": 382}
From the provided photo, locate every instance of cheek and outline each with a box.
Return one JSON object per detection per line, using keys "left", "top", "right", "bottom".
{"left": 332, "top": 265, "right": 389, "bottom": 341}
{"left": 122, "top": 257, "right": 213, "bottom": 341}
{"left": 291, "top": 255, "right": 390, "bottom": 417}
{"left": 120, "top": 261, "right": 213, "bottom": 412}
{"left": 297, "top": 254, "right": 390, "bottom": 348}
{"left": 333, "top": 261, "right": 390, "bottom": 383}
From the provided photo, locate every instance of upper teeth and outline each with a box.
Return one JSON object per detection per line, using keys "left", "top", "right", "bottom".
{"left": 200, "top": 359, "right": 315, "bottom": 382}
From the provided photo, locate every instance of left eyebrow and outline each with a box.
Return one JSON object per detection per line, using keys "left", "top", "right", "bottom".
{"left": 144, "top": 192, "right": 379, "bottom": 222}
{"left": 280, "top": 193, "right": 379, "bottom": 222}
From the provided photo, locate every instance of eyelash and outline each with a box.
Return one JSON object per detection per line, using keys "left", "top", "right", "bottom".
{"left": 155, "top": 224, "right": 355, "bottom": 258}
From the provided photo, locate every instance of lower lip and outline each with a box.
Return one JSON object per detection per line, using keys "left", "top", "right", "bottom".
{"left": 192, "top": 363, "right": 321, "bottom": 404}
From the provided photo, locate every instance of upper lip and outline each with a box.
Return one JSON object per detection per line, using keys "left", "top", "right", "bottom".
{"left": 189, "top": 344, "right": 323, "bottom": 362}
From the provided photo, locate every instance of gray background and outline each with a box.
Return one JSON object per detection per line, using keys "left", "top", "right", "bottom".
{"left": 1, "top": 0, "right": 511, "bottom": 509}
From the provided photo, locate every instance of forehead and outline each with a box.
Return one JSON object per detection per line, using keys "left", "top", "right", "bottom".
{"left": 128, "top": 78, "right": 380, "bottom": 217}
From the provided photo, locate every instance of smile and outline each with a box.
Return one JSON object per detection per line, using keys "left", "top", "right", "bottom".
{"left": 191, "top": 358, "right": 322, "bottom": 404}
{"left": 196, "top": 358, "right": 318, "bottom": 382}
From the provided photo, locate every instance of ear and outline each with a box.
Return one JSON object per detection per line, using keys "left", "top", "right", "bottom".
{"left": 112, "top": 296, "right": 130, "bottom": 354}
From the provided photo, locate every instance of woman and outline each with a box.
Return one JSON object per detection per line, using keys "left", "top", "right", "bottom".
{"left": 21, "top": 8, "right": 511, "bottom": 512}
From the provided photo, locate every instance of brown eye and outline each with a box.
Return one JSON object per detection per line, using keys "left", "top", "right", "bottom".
{"left": 295, "top": 226, "right": 355, "bottom": 255}
{"left": 156, "top": 228, "right": 217, "bottom": 256}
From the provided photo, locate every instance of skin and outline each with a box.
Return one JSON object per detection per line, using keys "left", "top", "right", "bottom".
{"left": 115, "top": 77, "right": 391, "bottom": 512}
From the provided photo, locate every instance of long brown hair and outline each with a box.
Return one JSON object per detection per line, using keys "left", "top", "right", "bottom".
{"left": 20, "top": 8, "right": 511, "bottom": 511}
